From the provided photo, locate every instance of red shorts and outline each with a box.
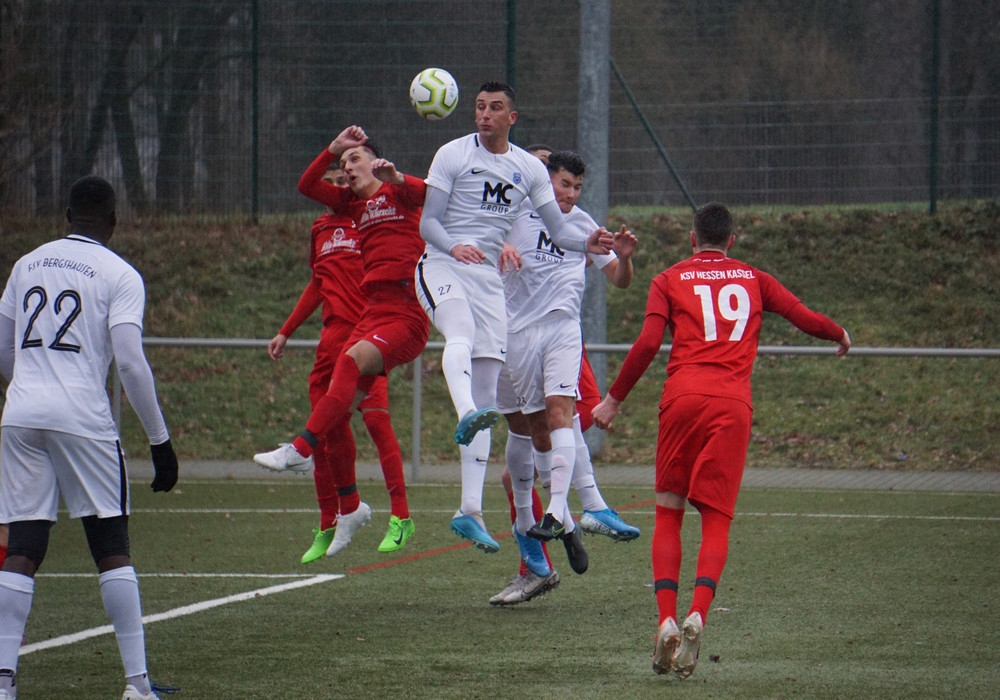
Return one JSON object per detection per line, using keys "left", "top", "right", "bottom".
{"left": 575, "top": 347, "right": 601, "bottom": 432}
{"left": 655, "top": 394, "right": 752, "bottom": 519}
{"left": 310, "top": 321, "right": 388, "bottom": 411}
{"left": 348, "top": 282, "right": 430, "bottom": 373}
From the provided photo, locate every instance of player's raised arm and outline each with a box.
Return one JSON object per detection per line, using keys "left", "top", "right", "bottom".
{"left": 536, "top": 199, "right": 613, "bottom": 255}
{"left": 371, "top": 158, "right": 405, "bottom": 186}
{"left": 420, "top": 185, "right": 486, "bottom": 264}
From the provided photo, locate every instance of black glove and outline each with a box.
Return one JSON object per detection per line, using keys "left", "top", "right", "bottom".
{"left": 150, "top": 439, "right": 179, "bottom": 492}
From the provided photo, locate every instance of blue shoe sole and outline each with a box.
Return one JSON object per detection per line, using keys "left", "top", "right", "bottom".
{"left": 454, "top": 408, "right": 500, "bottom": 446}
{"left": 450, "top": 516, "right": 500, "bottom": 553}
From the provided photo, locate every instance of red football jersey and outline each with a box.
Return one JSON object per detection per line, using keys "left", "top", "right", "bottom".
{"left": 299, "top": 149, "right": 426, "bottom": 291}
{"left": 610, "top": 251, "right": 843, "bottom": 408}
{"left": 279, "top": 212, "right": 365, "bottom": 337}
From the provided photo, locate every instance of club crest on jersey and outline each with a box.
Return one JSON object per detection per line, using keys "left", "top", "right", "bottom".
{"left": 320, "top": 228, "right": 359, "bottom": 256}
{"left": 359, "top": 193, "right": 400, "bottom": 227}
{"left": 512, "top": 171, "right": 522, "bottom": 184}
{"left": 366, "top": 194, "right": 388, "bottom": 211}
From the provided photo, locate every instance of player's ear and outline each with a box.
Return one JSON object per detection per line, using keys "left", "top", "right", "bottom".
{"left": 689, "top": 230, "right": 697, "bottom": 248}
{"left": 727, "top": 234, "right": 735, "bottom": 250}
{"left": 66, "top": 207, "right": 73, "bottom": 225}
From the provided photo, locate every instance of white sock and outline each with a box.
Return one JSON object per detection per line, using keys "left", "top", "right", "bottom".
{"left": 533, "top": 447, "right": 552, "bottom": 501}
{"left": 546, "top": 427, "right": 577, "bottom": 530}
{"left": 99, "top": 566, "right": 147, "bottom": 679}
{"left": 571, "top": 415, "right": 608, "bottom": 512}
{"left": 0, "top": 571, "right": 34, "bottom": 674}
{"left": 506, "top": 431, "right": 537, "bottom": 533}
{"left": 459, "top": 429, "right": 491, "bottom": 516}
{"left": 441, "top": 338, "right": 476, "bottom": 419}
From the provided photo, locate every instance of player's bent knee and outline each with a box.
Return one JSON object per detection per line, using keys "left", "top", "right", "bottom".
{"left": 82, "top": 514, "right": 131, "bottom": 565}
{"left": 7, "top": 520, "right": 54, "bottom": 569}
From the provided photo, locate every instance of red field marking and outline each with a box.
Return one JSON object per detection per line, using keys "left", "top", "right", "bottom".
{"left": 345, "top": 500, "right": 653, "bottom": 575}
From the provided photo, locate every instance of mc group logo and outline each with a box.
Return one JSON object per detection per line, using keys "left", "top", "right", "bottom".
{"left": 481, "top": 180, "right": 513, "bottom": 214}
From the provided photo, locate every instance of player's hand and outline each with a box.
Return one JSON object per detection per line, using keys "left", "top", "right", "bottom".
{"left": 498, "top": 242, "right": 521, "bottom": 273}
{"left": 612, "top": 224, "right": 637, "bottom": 259}
{"left": 267, "top": 333, "right": 288, "bottom": 360}
{"left": 591, "top": 395, "right": 621, "bottom": 431}
{"left": 586, "top": 227, "right": 615, "bottom": 256}
{"left": 835, "top": 330, "right": 852, "bottom": 356}
{"left": 371, "top": 158, "right": 405, "bottom": 185}
{"left": 150, "top": 439, "right": 179, "bottom": 493}
{"left": 329, "top": 125, "right": 367, "bottom": 155}
{"left": 450, "top": 244, "right": 487, "bottom": 265}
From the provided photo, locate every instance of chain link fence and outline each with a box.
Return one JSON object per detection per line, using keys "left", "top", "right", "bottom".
{"left": 1, "top": 0, "right": 996, "bottom": 218}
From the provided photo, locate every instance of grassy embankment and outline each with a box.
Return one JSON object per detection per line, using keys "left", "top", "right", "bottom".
{"left": 2, "top": 199, "right": 997, "bottom": 470}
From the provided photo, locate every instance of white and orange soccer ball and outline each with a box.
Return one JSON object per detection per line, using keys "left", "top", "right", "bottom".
{"left": 409, "top": 68, "right": 459, "bottom": 121}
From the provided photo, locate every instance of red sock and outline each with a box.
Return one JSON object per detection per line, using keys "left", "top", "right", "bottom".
{"left": 312, "top": 442, "right": 339, "bottom": 531}
{"left": 0, "top": 543, "right": 7, "bottom": 568}
{"left": 653, "top": 504, "right": 685, "bottom": 624}
{"left": 337, "top": 483, "right": 361, "bottom": 515}
{"left": 689, "top": 503, "right": 732, "bottom": 624}
{"left": 363, "top": 409, "right": 408, "bottom": 519}
{"left": 303, "top": 356, "right": 362, "bottom": 450}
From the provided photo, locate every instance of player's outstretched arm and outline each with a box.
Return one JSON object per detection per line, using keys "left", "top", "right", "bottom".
{"left": 111, "top": 323, "right": 177, "bottom": 492}
{"left": 535, "top": 200, "right": 612, "bottom": 254}
{"left": 267, "top": 333, "right": 288, "bottom": 360}
{"left": 371, "top": 158, "right": 405, "bottom": 186}
{"left": 836, "top": 330, "right": 852, "bottom": 356}
{"left": 604, "top": 224, "right": 637, "bottom": 289}
{"left": 592, "top": 394, "right": 621, "bottom": 431}
{"left": 419, "top": 185, "right": 485, "bottom": 264}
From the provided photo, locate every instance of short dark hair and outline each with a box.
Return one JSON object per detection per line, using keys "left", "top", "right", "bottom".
{"left": 69, "top": 175, "right": 116, "bottom": 220}
{"left": 546, "top": 150, "right": 586, "bottom": 178}
{"left": 478, "top": 81, "right": 516, "bottom": 109}
{"left": 525, "top": 143, "right": 554, "bottom": 154}
{"left": 693, "top": 201, "right": 733, "bottom": 247}
{"left": 361, "top": 139, "right": 383, "bottom": 159}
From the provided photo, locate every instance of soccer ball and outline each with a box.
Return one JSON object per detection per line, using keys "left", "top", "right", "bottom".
{"left": 409, "top": 68, "right": 459, "bottom": 121}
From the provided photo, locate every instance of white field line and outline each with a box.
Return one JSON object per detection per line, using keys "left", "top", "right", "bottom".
{"left": 20, "top": 574, "right": 342, "bottom": 656}
{"left": 740, "top": 511, "right": 1000, "bottom": 521}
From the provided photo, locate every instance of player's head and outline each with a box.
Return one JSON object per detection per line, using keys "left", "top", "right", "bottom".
{"left": 547, "top": 151, "right": 587, "bottom": 214}
{"left": 339, "top": 139, "right": 384, "bottom": 197}
{"left": 526, "top": 143, "right": 554, "bottom": 165}
{"left": 692, "top": 201, "right": 734, "bottom": 251}
{"left": 475, "top": 81, "right": 518, "bottom": 144}
{"left": 66, "top": 175, "right": 116, "bottom": 241}
{"left": 322, "top": 165, "right": 348, "bottom": 188}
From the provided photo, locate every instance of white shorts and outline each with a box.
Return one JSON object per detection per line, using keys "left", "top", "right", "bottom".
{"left": 0, "top": 426, "right": 131, "bottom": 522}
{"left": 506, "top": 312, "right": 582, "bottom": 415}
{"left": 496, "top": 362, "right": 523, "bottom": 415}
{"left": 415, "top": 254, "right": 507, "bottom": 360}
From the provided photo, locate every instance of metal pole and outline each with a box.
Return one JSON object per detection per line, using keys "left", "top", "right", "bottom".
{"left": 929, "top": 0, "right": 940, "bottom": 214}
{"left": 578, "top": 0, "right": 611, "bottom": 456}
{"left": 251, "top": 0, "right": 260, "bottom": 223}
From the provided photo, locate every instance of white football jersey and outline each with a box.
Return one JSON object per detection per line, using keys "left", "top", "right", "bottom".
{"left": 0, "top": 234, "right": 145, "bottom": 440}
{"left": 502, "top": 204, "right": 615, "bottom": 333}
{"left": 424, "top": 133, "right": 557, "bottom": 266}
